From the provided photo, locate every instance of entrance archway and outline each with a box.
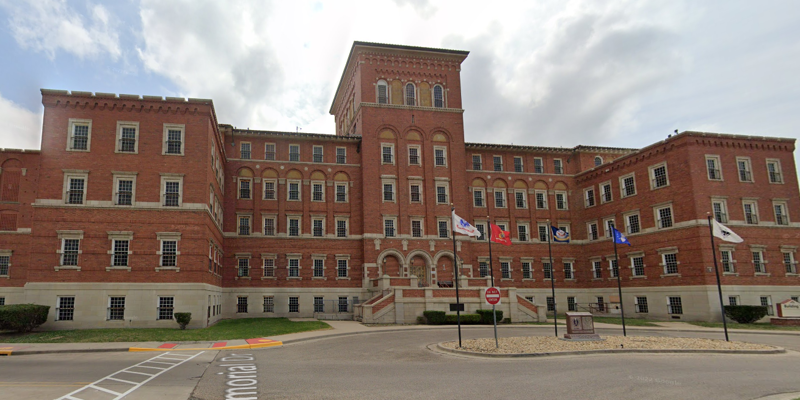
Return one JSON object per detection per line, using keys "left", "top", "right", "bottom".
{"left": 405, "top": 250, "right": 433, "bottom": 287}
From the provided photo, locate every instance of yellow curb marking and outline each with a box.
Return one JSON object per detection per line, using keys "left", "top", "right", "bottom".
{"left": 128, "top": 340, "right": 282, "bottom": 352}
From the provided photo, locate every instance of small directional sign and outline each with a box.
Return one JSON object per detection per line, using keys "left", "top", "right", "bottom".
{"left": 484, "top": 287, "right": 501, "bottom": 305}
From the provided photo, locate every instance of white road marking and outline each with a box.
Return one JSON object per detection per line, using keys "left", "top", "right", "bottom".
{"left": 53, "top": 351, "right": 204, "bottom": 400}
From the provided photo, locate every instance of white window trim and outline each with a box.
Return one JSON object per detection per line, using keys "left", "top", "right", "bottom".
{"left": 287, "top": 179, "right": 302, "bottom": 201}
{"left": 437, "top": 218, "right": 451, "bottom": 239}
{"left": 311, "top": 216, "right": 326, "bottom": 237}
{"left": 160, "top": 173, "right": 184, "bottom": 208}
{"left": 472, "top": 154, "right": 482, "bottom": 170}
{"left": 517, "top": 223, "right": 530, "bottom": 242}
{"left": 433, "top": 146, "right": 448, "bottom": 167}
{"left": 514, "top": 189, "right": 528, "bottom": 209}
{"left": 382, "top": 143, "right": 395, "bottom": 165}
{"left": 115, "top": 121, "right": 139, "bottom": 154}
{"left": 311, "top": 180, "right": 326, "bottom": 203}
{"left": 312, "top": 145, "right": 324, "bottom": 163}
{"left": 156, "top": 232, "right": 181, "bottom": 271}
{"left": 376, "top": 80, "right": 389, "bottom": 104}
{"left": 705, "top": 154, "right": 723, "bottom": 181}
{"left": 335, "top": 217, "right": 349, "bottom": 238}
{"left": 410, "top": 217, "right": 425, "bottom": 238}
{"left": 56, "top": 230, "right": 83, "bottom": 271}
{"left": 404, "top": 82, "right": 417, "bottom": 106}
{"left": 335, "top": 254, "right": 351, "bottom": 279}
{"left": 766, "top": 158, "right": 784, "bottom": 184}
{"left": 436, "top": 182, "right": 451, "bottom": 205}
{"left": 432, "top": 84, "right": 446, "bottom": 108}
{"left": 584, "top": 187, "right": 596, "bottom": 208}
{"left": 261, "top": 253, "right": 277, "bottom": 279}
{"left": 107, "top": 231, "right": 133, "bottom": 271}
{"left": 162, "top": 123, "right": 185, "bottom": 156}
{"left": 240, "top": 142, "right": 252, "bottom": 160}
{"left": 736, "top": 156, "right": 753, "bottom": 182}
{"left": 382, "top": 180, "right": 396, "bottom": 203}
{"left": 711, "top": 197, "right": 729, "bottom": 223}
{"left": 335, "top": 182, "right": 349, "bottom": 203}
{"left": 648, "top": 162, "right": 670, "bottom": 190}
{"left": 311, "top": 255, "right": 327, "bottom": 279}
{"left": 554, "top": 191, "right": 568, "bottom": 210}
{"left": 383, "top": 217, "right": 398, "bottom": 238}
{"left": 620, "top": 173, "right": 636, "bottom": 198}
{"left": 67, "top": 118, "right": 92, "bottom": 152}
{"left": 112, "top": 172, "right": 137, "bottom": 206}
{"left": 408, "top": 145, "right": 421, "bottom": 166}
{"left": 603, "top": 217, "right": 616, "bottom": 238}
{"left": 533, "top": 157, "right": 543, "bottom": 173}
{"left": 287, "top": 216, "right": 302, "bottom": 237}
{"left": 62, "top": 170, "right": 89, "bottom": 205}
{"left": 534, "top": 190, "right": 548, "bottom": 209}
{"left": 262, "top": 178, "right": 277, "bottom": 200}
{"left": 553, "top": 158, "right": 564, "bottom": 174}
{"left": 743, "top": 199, "right": 759, "bottom": 225}
{"left": 289, "top": 144, "right": 301, "bottom": 162}
{"left": 773, "top": 200, "right": 790, "bottom": 225}
{"left": 600, "top": 181, "right": 613, "bottom": 204}
{"left": 265, "top": 143, "right": 276, "bottom": 161}
{"left": 658, "top": 247, "right": 680, "bottom": 276}
{"left": 587, "top": 222, "right": 599, "bottom": 241}
{"left": 409, "top": 182, "right": 423, "bottom": 204}
{"left": 238, "top": 177, "right": 253, "bottom": 200}
{"left": 262, "top": 214, "right": 277, "bottom": 236}
{"left": 493, "top": 155, "right": 504, "bottom": 171}
{"left": 473, "top": 187, "right": 486, "bottom": 208}
{"left": 493, "top": 188, "right": 506, "bottom": 208}
{"left": 237, "top": 213, "right": 253, "bottom": 236}
{"left": 336, "top": 147, "right": 347, "bottom": 164}
{"left": 0, "top": 249, "right": 12, "bottom": 277}
{"left": 513, "top": 156, "right": 524, "bottom": 173}
{"left": 653, "top": 203, "right": 674, "bottom": 230}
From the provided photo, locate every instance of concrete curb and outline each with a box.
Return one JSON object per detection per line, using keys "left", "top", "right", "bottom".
{"left": 433, "top": 342, "right": 787, "bottom": 358}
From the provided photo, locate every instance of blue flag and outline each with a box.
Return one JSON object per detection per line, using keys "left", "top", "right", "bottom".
{"left": 551, "top": 226, "right": 570, "bottom": 243}
{"left": 612, "top": 227, "right": 631, "bottom": 246}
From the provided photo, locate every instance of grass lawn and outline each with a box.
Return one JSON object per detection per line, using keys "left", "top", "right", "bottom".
{"left": 591, "top": 317, "right": 660, "bottom": 327}
{"left": 0, "top": 318, "right": 330, "bottom": 343}
{"left": 687, "top": 321, "right": 800, "bottom": 331}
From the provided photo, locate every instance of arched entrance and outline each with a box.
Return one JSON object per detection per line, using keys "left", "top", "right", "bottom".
{"left": 405, "top": 250, "right": 433, "bottom": 287}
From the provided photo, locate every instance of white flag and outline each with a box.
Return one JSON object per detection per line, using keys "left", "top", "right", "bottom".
{"left": 452, "top": 211, "right": 481, "bottom": 237}
{"left": 711, "top": 219, "right": 743, "bottom": 243}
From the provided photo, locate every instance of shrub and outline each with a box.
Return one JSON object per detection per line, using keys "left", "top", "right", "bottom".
{"left": 444, "top": 314, "right": 481, "bottom": 324}
{"left": 724, "top": 305, "right": 768, "bottom": 324}
{"left": 476, "top": 309, "right": 503, "bottom": 324}
{"left": 174, "top": 312, "right": 192, "bottom": 330}
{"left": 423, "top": 310, "right": 446, "bottom": 325}
{"left": 0, "top": 304, "right": 50, "bottom": 333}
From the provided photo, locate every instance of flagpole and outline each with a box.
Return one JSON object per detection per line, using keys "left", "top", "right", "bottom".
{"left": 547, "top": 220, "right": 557, "bottom": 337}
{"left": 487, "top": 216, "right": 498, "bottom": 348}
{"left": 611, "top": 222, "right": 626, "bottom": 337}
{"left": 707, "top": 215, "right": 730, "bottom": 342}
{"left": 451, "top": 206, "right": 462, "bottom": 348}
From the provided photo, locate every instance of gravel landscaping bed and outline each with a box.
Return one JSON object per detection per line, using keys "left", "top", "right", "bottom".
{"left": 441, "top": 336, "right": 778, "bottom": 354}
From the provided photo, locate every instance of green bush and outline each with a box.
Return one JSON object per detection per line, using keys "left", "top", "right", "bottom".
{"left": 423, "top": 310, "right": 446, "bottom": 325}
{"left": 174, "top": 312, "right": 192, "bottom": 330}
{"left": 445, "top": 314, "right": 481, "bottom": 324}
{"left": 476, "top": 309, "right": 503, "bottom": 324}
{"left": 0, "top": 304, "right": 50, "bottom": 333}
{"left": 724, "top": 305, "right": 768, "bottom": 324}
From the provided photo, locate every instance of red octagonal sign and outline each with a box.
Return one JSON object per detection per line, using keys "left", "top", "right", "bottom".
{"left": 485, "top": 287, "right": 501, "bottom": 305}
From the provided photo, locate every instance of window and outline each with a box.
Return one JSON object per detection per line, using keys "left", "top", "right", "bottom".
{"left": 501, "top": 261, "right": 511, "bottom": 279}
{"left": 729, "top": 296, "right": 739, "bottom": 306}
{"left": 438, "top": 220, "right": 450, "bottom": 238}
{"left": 384, "top": 218, "right": 396, "bottom": 237}
{"left": 433, "top": 85, "right": 444, "bottom": 108}
{"left": 163, "top": 124, "right": 184, "bottom": 155}
{"left": 314, "top": 297, "right": 324, "bottom": 313}
{"left": 592, "top": 261, "right": 603, "bottom": 279}
{"left": 535, "top": 190, "right": 547, "bottom": 209}
{"left": 408, "top": 146, "right": 421, "bottom": 165}
{"left": 312, "top": 182, "right": 324, "bottom": 202}
{"left": 237, "top": 296, "right": 248, "bottom": 313}
{"left": 289, "top": 145, "right": 300, "bottom": 162}
{"left": 587, "top": 222, "right": 598, "bottom": 241}
{"left": 506, "top": 191, "right": 524, "bottom": 211}
{"left": 706, "top": 155, "right": 722, "bottom": 180}
{"left": 410, "top": 183, "right": 422, "bottom": 203}
{"left": 313, "top": 146, "right": 323, "bottom": 163}
{"left": 514, "top": 157, "right": 523, "bottom": 173}
{"left": 620, "top": 174, "right": 636, "bottom": 197}
{"left": 479, "top": 260, "right": 488, "bottom": 277}
{"left": 112, "top": 239, "right": 130, "bottom": 267}
{"left": 625, "top": 213, "right": 640, "bottom": 234}
{"left": 662, "top": 252, "right": 679, "bottom": 274}
{"left": 241, "top": 142, "right": 251, "bottom": 159}
{"left": 288, "top": 180, "right": 301, "bottom": 201}
{"left": 158, "top": 296, "right": 174, "bottom": 320}
{"left": 594, "top": 156, "right": 603, "bottom": 167}
{"left": 289, "top": 297, "right": 299, "bottom": 313}
{"left": 761, "top": 296, "right": 773, "bottom": 316}
{"left": 382, "top": 145, "right": 394, "bottom": 164}
{"left": 161, "top": 175, "right": 183, "bottom": 207}
{"left": 336, "top": 147, "right": 346, "bottom": 164}
{"left": 538, "top": 224, "right": 549, "bottom": 242}
{"left": 66, "top": 175, "right": 86, "bottom": 205}
{"left": 584, "top": 188, "right": 595, "bottom": 208}
{"left": 434, "top": 147, "right": 447, "bottom": 167}
{"left": 473, "top": 188, "right": 485, "bottom": 208}
{"left": 288, "top": 217, "right": 300, "bottom": 237}
{"left": 632, "top": 256, "right": 645, "bottom": 276}
{"left": 265, "top": 143, "right": 276, "bottom": 161}
{"left": 493, "top": 156, "right": 503, "bottom": 172}
{"left": 563, "top": 262, "right": 574, "bottom": 279}
{"left": 517, "top": 224, "right": 529, "bottom": 242}
{"left": 67, "top": 119, "right": 91, "bottom": 151}
{"left": 159, "top": 236, "right": 179, "bottom": 268}
{"left": 108, "top": 297, "right": 125, "bottom": 320}
{"left": 476, "top": 223, "right": 486, "bottom": 241}
{"left": 649, "top": 163, "right": 669, "bottom": 189}
{"left": 337, "top": 259, "right": 348, "bottom": 278}
{"left": 411, "top": 219, "right": 423, "bottom": 238}
{"left": 767, "top": 159, "right": 783, "bottom": 183}
{"left": 600, "top": 182, "right": 612, "bottom": 203}
{"left": 522, "top": 261, "right": 532, "bottom": 279}
{"left": 553, "top": 159, "right": 563, "bottom": 174}
{"left": 263, "top": 296, "right": 274, "bottom": 313}
{"left": 472, "top": 155, "right": 482, "bottom": 170}
{"left": 114, "top": 175, "right": 135, "bottom": 206}
{"left": 239, "top": 178, "right": 252, "bottom": 199}
{"left": 263, "top": 180, "right": 276, "bottom": 200}
{"left": 721, "top": 249, "right": 734, "bottom": 273}
{"left": 603, "top": 218, "right": 615, "bottom": 238}
{"left": 238, "top": 258, "right": 250, "bottom": 277}
{"left": 567, "top": 297, "right": 576, "bottom": 312}
{"left": 263, "top": 258, "right": 275, "bottom": 277}
{"left": 437, "top": 184, "right": 449, "bottom": 204}
{"left": 546, "top": 297, "right": 555, "bottom": 312}
{"left": 384, "top": 183, "right": 395, "bottom": 202}
{"left": 57, "top": 296, "right": 75, "bottom": 321}
{"left": 783, "top": 251, "right": 797, "bottom": 274}
{"left": 543, "top": 261, "right": 553, "bottom": 280}
{"left": 655, "top": 205, "right": 673, "bottom": 229}
{"left": 743, "top": 201, "right": 759, "bottom": 224}
{"left": 313, "top": 258, "right": 324, "bottom": 277}
{"left": 494, "top": 189, "right": 505, "bottom": 208}
{"left": 533, "top": 158, "right": 543, "bottom": 174}
{"left": 312, "top": 218, "right": 324, "bottom": 237}
{"left": 635, "top": 297, "right": 649, "bottom": 313}
{"left": 62, "top": 238, "right": 80, "bottom": 266}
{"left": 336, "top": 219, "right": 348, "bottom": 238}
{"left": 555, "top": 192, "right": 567, "bottom": 210}
{"left": 335, "top": 183, "right": 348, "bottom": 203}
{"left": 263, "top": 216, "right": 276, "bottom": 236}
{"left": 116, "top": 121, "right": 138, "bottom": 153}
{"left": 288, "top": 258, "right": 300, "bottom": 277}
{"left": 774, "top": 201, "right": 789, "bottom": 225}
{"left": 737, "top": 157, "right": 753, "bottom": 182}
{"left": 238, "top": 215, "right": 251, "bottom": 235}
{"left": 609, "top": 259, "right": 619, "bottom": 278}
{"left": 405, "top": 83, "right": 416, "bottom": 106}
{"left": 0, "top": 254, "right": 9, "bottom": 276}
{"left": 712, "top": 200, "right": 728, "bottom": 223}
{"left": 377, "top": 80, "right": 388, "bottom": 104}
{"left": 752, "top": 250, "right": 765, "bottom": 273}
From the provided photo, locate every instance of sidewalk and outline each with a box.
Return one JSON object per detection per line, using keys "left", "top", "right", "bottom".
{"left": 1, "top": 319, "right": 796, "bottom": 356}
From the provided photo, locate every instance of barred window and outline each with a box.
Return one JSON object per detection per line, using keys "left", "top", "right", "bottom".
{"left": 57, "top": 296, "right": 75, "bottom": 321}
{"left": 314, "top": 296, "right": 324, "bottom": 313}
{"left": 668, "top": 296, "right": 683, "bottom": 315}
{"left": 568, "top": 297, "right": 576, "bottom": 311}
{"left": 108, "top": 296, "right": 125, "bottom": 320}
{"left": 158, "top": 296, "right": 174, "bottom": 320}
{"left": 289, "top": 296, "right": 299, "bottom": 313}
{"left": 479, "top": 261, "right": 488, "bottom": 277}
{"left": 338, "top": 296, "right": 349, "bottom": 312}
{"left": 546, "top": 296, "right": 555, "bottom": 312}
{"left": 263, "top": 296, "right": 274, "bottom": 313}
{"left": 237, "top": 296, "right": 248, "bottom": 313}
{"left": 635, "top": 297, "right": 649, "bottom": 313}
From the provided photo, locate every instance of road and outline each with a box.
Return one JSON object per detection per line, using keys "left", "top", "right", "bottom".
{"left": 1, "top": 327, "right": 798, "bottom": 400}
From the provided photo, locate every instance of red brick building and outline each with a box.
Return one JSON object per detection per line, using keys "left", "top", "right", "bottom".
{"left": 1, "top": 42, "right": 798, "bottom": 328}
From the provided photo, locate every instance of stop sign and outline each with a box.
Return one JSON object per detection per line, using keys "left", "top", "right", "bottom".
{"left": 485, "top": 287, "right": 501, "bottom": 305}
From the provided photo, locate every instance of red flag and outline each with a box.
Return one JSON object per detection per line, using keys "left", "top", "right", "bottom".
{"left": 490, "top": 223, "right": 512, "bottom": 246}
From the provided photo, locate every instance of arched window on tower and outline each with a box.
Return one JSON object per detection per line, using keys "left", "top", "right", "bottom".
{"left": 405, "top": 83, "right": 416, "bottom": 106}
{"left": 594, "top": 156, "right": 603, "bottom": 167}
{"left": 377, "top": 80, "right": 388, "bottom": 104}
{"left": 433, "top": 85, "right": 444, "bottom": 108}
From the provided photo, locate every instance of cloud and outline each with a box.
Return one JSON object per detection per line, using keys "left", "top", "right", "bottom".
{"left": 0, "top": 93, "right": 42, "bottom": 150}
{"left": 2, "top": 0, "right": 121, "bottom": 60}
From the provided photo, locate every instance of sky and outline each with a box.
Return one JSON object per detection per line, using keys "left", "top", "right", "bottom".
{"left": 1, "top": 0, "right": 800, "bottom": 173}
